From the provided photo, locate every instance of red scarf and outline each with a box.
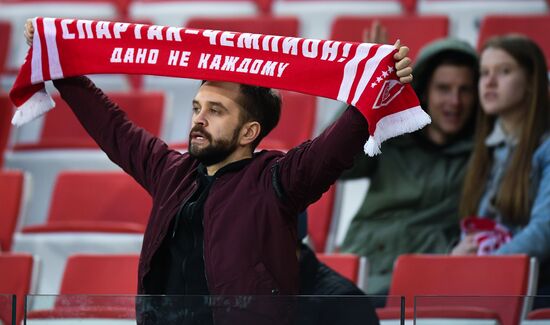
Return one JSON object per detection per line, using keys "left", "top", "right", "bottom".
{"left": 9, "top": 17, "right": 429, "bottom": 155}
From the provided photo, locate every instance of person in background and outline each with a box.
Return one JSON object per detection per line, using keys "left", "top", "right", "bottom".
{"left": 452, "top": 34, "right": 550, "bottom": 309}
{"left": 340, "top": 22, "right": 479, "bottom": 303}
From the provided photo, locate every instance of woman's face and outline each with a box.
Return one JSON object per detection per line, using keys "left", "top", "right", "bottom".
{"left": 479, "top": 47, "right": 529, "bottom": 118}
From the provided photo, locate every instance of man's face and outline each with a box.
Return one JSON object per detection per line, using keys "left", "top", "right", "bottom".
{"left": 189, "top": 81, "right": 245, "bottom": 166}
{"left": 425, "top": 64, "right": 476, "bottom": 145}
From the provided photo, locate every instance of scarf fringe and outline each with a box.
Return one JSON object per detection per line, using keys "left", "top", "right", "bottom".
{"left": 11, "top": 88, "right": 55, "bottom": 126}
{"left": 364, "top": 105, "right": 431, "bottom": 156}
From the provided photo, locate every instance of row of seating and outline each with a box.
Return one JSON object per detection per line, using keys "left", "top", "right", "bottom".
{"left": 0, "top": 252, "right": 361, "bottom": 324}
{"left": 1, "top": 252, "right": 548, "bottom": 325}
{"left": 0, "top": 11, "right": 550, "bottom": 72}
{"left": 0, "top": 169, "right": 336, "bottom": 293}
{"left": 3, "top": 0, "right": 547, "bottom": 13}
{"left": 0, "top": 0, "right": 546, "bottom": 32}
{"left": 2, "top": 167, "right": 332, "bottom": 251}
{"left": 0, "top": 2, "right": 549, "bottom": 75}
{"left": 1, "top": 11, "right": 549, "bottom": 112}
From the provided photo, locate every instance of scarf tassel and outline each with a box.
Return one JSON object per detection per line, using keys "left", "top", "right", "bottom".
{"left": 11, "top": 88, "right": 55, "bottom": 126}
{"left": 364, "top": 106, "right": 431, "bottom": 156}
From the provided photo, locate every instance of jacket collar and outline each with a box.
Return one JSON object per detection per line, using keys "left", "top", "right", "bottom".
{"left": 389, "top": 130, "right": 474, "bottom": 155}
{"left": 197, "top": 157, "right": 253, "bottom": 178}
{"left": 485, "top": 118, "right": 518, "bottom": 147}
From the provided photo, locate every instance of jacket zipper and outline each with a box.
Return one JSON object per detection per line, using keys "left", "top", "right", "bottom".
{"left": 202, "top": 177, "right": 217, "bottom": 293}
{"left": 142, "top": 181, "right": 198, "bottom": 292}
{"left": 172, "top": 181, "right": 199, "bottom": 239}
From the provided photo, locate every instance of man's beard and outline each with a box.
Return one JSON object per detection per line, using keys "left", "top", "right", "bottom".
{"left": 188, "top": 125, "right": 241, "bottom": 166}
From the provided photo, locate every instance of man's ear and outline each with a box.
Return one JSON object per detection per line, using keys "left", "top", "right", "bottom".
{"left": 240, "top": 121, "right": 261, "bottom": 146}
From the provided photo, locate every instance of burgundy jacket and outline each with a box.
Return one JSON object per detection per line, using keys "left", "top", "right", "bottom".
{"left": 54, "top": 76, "right": 369, "bottom": 297}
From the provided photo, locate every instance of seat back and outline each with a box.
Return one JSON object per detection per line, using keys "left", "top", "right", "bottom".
{"left": 259, "top": 90, "right": 316, "bottom": 150}
{"left": 0, "top": 1, "right": 118, "bottom": 73}
{"left": 13, "top": 91, "right": 165, "bottom": 150}
{"left": 0, "top": 20, "right": 10, "bottom": 76}
{"left": 0, "top": 94, "right": 12, "bottom": 167}
{"left": 50, "top": 171, "right": 151, "bottom": 229}
{"left": 0, "top": 170, "right": 25, "bottom": 251}
{"left": 52, "top": 254, "right": 139, "bottom": 313}
{"left": 272, "top": 0, "right": 403, "bottom": 39}
{"left": 317, "top": 253, "right": 367, "bottom": 291}
{"left": 129, "top": 0, "right": 259, "bottom": 28}
{"left": 330, "top": 15, "right": 449, "bottom": 62}
{"left": 23, "top": 171, "right": 152, "bottom": 233}
{"left": 307, "top": 184, "right": 336, "bottom": 252}
{"left": 416, "top": 0, "right": 547, "bottom": 46}
{"left": 527, "top": 308, "right": 550, "bottom": 320}
{"left": 186, "top": 16, "right": 299, "bottom": 37}
{"left": 0, "top": 253, "right": 36, "bottom": 325}
{"left": 59, "top": 254, "right": 139, "bottom": 296}
{"left": 478, "top": 14, "right": 550, "bottom": 67}
{"left": 388, "top": 254, "right": 531, "bottom": 325}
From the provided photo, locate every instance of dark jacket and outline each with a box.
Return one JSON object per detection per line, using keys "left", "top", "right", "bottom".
{"left": 53, "top": 77, "right": 369, "bottom": 299}
{"left": 297, "top": 243, "right": 380, "bottom": 325}
{"left": 340, "top": 132, "right": 472, "bottom": 294}
{"left": 299, "top": 243, "right": 365, "bottom": 296}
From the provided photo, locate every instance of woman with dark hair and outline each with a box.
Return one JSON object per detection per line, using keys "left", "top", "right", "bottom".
{"left": 453, "top": 34, "right": 550, "bottom": 306}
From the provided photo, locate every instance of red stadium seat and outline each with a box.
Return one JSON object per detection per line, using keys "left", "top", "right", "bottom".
{"left": 258, "top": 90, "right": 316, "bottom": 151}
{"left": 330, "top": 15, "right": 449, "bottom": 62}
{"left": 0, "top": 1, "right": 121, "bottom": 74}
{"left": 478, "top": 14, "right": 550, "bottom": 67}
{"left": 416, "top": 0, "right": 547, "bottom": 47}
{"left": 527, "top": 308, "right": 550, "bottom": 321}
{"left": 317, "top": 253, "right": 367, "bottom": 291}
{"left": 254, "top": 0, "right": 273, "bottom": 14}
{"left": 272, "top": 0, "right": 403, "bottom": 40}
{"left": 129, "top": 0, "right": 260, "bottom": 28}
{"left": 0, "top": 253, "right": 37, "bottom": 325}
{"left": 60, "top": 254, "right": 138, "bottom": 298}
{"left": 21, "top": 171, "right": 152, "bottom": 233}
{"left": 0, "top": 20, "right": 10, "bottom": 76}
{"left": 0, "top": 94, "right": 13, "bottom": 167}
{"left": 401, "top": 0, "right": 417, "bottom": 14}
{"left": 186, "top": 16, "right": 299, "bottom": 36}
{"left": 0, "top": 170, "right": 25, "bottom": 252}
{"left": 378, "top": 254, "right": 535, "bottom": 325}
{"left": 27, "top": 254, "right": 138, "bottom": 319}
{"left": 0, "top": 0, "right": 126, "bottom": 13}
{"left": 307, "top": 184, "right": 336, "bottom": 253}
{"left": 13, "top": 91, "right": 165, "bottom": 150}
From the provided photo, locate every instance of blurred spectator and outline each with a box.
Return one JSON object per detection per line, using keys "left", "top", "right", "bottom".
{"left": 453, "top": 34, "right": 550, "bottom": 309}
{"left": 339, "top": 23, "right": 479, "bottom": 301}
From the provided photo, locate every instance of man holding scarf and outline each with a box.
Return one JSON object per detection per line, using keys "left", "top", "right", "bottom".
{"left": 23, "top": 20, "right": 413, "bottom": 324}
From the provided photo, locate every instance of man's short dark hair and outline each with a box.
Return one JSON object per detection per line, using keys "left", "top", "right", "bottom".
{"left": 237, "top": 84, "right": 281, "bottom": 149}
